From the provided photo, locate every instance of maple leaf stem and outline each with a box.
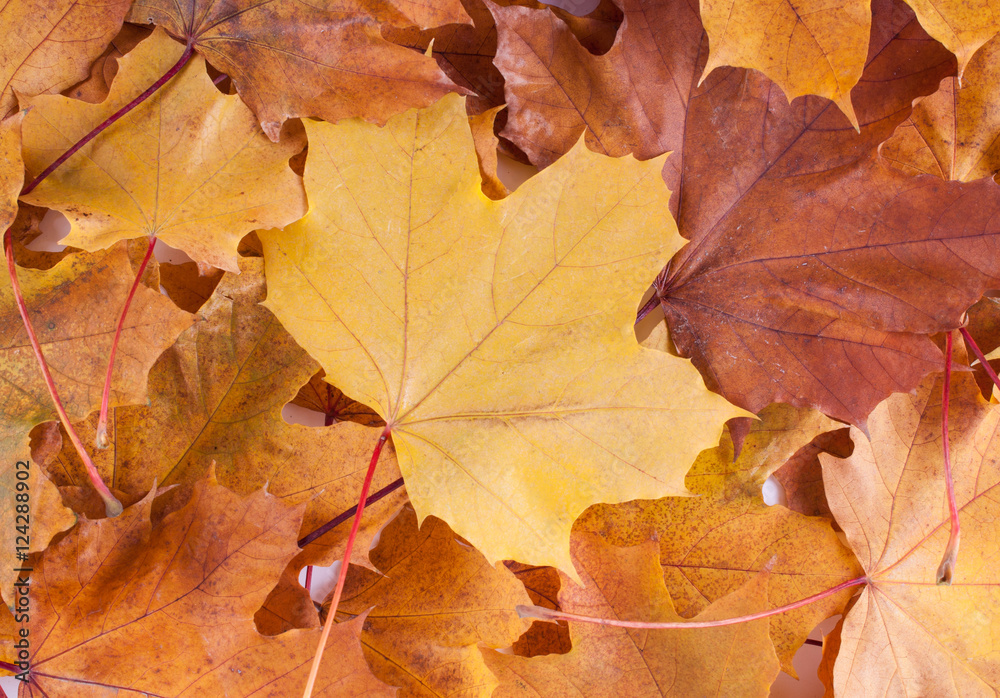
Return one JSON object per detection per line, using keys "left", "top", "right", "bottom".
{"left": 94, "top": 235, "right": 157, "bottom": 449}
{"left": 304, "top": 565, "right": 313, "bottom": 591}
{"left": 516, "top": 575, "right": 868, "bottom": 629}
{"left": 959, "top": 326, "right": 1000, "bottom": 394}
{"left": 635, "top": 293, "right": 660, "bottom": 323}
{"left": 297, "top": 477, "right": 405, "bottom": 547}
{"left": 302, "top": 426, "right": 392, "bottom": 698}
{"left": 0, "top": 660, "right": 18, "bottom": 674}
{"left": 936, "top": 331, "right": 961, "bottom": 585}
{"left": 3, "top": 228, "right": 122, "bottom": 517}
{"left": 20, "top": 41, "right": 195, "bottom": 197}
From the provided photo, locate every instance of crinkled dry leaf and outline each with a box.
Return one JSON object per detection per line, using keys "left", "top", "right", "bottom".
{"left": 336, "top": 506, "right": 531, "bottom": 696}
{"left": 484, "top": 532, "right": 781, "bottom": 696}
{"left": 127, "top": 0, "right": 469, "bottom": 141}
{"left": 576, "top": 404, "right": 861, "bottom": 673}
{"left": 469, "top": 105, "right": 510, "bottom": 199}
{"left": 18, "top": 471, "right": 395, "bottom": 696}
{"left": 260, "top": 93, "right": 746, "bottom": 573}
{"left": 48, "top": 257, "right": 403, "bottom": 571}
{"left": 488, "top": 0, "right": 703, "bottom": 200}
{"left": 0, "top": 240, "right": 192, "bottom": 590}
{"left": 0, "top": 0, "right": 132, "bottom": 116}
{"left": 20, "top": 28, "right": 307, "bottom": 272}
{"left": 822, "top": 363, "right": 1000, "bottom": 696}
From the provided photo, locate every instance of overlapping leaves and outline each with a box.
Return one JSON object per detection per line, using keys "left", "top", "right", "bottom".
{"left": 0, "top": 1, "right": 999, "bottom": 696}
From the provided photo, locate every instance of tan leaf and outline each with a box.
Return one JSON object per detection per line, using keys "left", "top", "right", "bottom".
{"left": 336, "top": 506, "right": 532, "bottom": 697}
{"left": 575, "top": 404, "right": 861, "bottom": 673}
{"left": 20, "top": 471, "right": 395, "bottom": 696}
{"left": 484, "top": 532, "right": 781, "bottom": 696}
{"left": 47, "top": 257, "right": 403, "bottom": 572}
{"left": 823, "top": 364, "right": 1000, "bottom": 696}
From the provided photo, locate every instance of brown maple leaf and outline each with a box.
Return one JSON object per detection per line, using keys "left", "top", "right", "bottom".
{"left": 383, "top": 0, "right": 621, "bottom": 120}
{"left": 12, "top": 471, "right": 395, "bottom": 696}
{"left": 127, "top": 0, "right": 471, "bottom": 141}
{"left": 0, "top": 235, "right": 192, "bottom": 597}
{"left": 653, "top": 0, "right": 1000, "bottom": 427}
{"left": 487, "top": 0, "right": 704, "bottom": 205}
{"left": 0, "top": 0, "right": 132, "bottom": 117}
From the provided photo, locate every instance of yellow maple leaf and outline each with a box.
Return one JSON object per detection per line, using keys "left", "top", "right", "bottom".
{"left": 699, "top": 0, "right": 870, "bottom": 128}
{"left": 259, "top": 93, "right": 748, "bottom": 573}
{"left": 19, "top": 28, "right": 306, "bottom": 273}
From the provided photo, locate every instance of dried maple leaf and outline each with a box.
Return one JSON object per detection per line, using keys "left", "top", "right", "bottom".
{"left": 19, "top": 28, "right": 307, "bottom": 273}
{"left": 575, "top": 404, "right": 862, "bottom": 674}
{"left": 334, "top": 506, "right": 531, "bottom": 696}
{"left": 483, "top": 531, "right": 781, "bottom": 696}
{"left": 822, "top": 360, "right": 1000, "bottom": 696}
{"left": 259, "top": 93, "right": 746, "bottom": 572}
{"left": 882, "top": 33, "right": 1000, "bottom": 182}
{"left": 383, "top": 0, "right": 621, "bottom": 119}
{"left": 0, "top": 231, "right": 192, "bottom": 598}
{"left": 699, "top": 0, "right": 869, "bottom": 128}
{"left": 126, "top": 0, "right": 470, "bottom": 141}
{"left": 15, "top": 471, "right": 395, "bottom": 696}
{"left": 48, "top": 257, "right": 404, "bottom": 571}
{"left": 653, "top": 0, "right": 1000, "bottom": 427}
{"left": 487, "top": 0, "right": 704, "bottom": 198}
{"left": 0, "top": 0, "right": 132, "bottom": 117}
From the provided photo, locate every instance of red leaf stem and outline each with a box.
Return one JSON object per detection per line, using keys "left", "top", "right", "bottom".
{"left": 516, "top": 575, "right": 868, "bottom": 629}
{"left": 302, "top": 426, "right": 391, "bottom": 698}
{"left": 936, "top": 331, "right": 960, "bottom": 585}
{"left": 95, "top": 235, "right": 157, "bottom": 449}
{"left": 960, "top": 326, "right": 1000, "bottom": 395}
{"left": 3, "top": 229, "right": 121, "bottom": 516}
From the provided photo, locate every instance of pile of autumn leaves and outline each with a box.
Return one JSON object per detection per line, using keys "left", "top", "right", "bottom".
{"left": 1, "top": 0, "right": 1000, "bottom": 695}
